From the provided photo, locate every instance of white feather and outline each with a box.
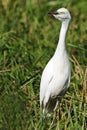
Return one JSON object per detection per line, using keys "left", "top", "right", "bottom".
{"left": 40, "top": 8, "right": 71, "bottom": 117}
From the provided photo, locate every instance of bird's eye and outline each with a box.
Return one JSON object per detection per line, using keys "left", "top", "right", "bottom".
{"left": 59, "top": 12, "right": 65, "bottom": 14}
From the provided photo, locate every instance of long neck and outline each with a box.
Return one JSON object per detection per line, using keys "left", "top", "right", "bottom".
{"left": 55, "top": 20, "right": 70, "bottom": 54}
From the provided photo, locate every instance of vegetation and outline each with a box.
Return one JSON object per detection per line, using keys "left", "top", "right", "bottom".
{"left": 0, "top": 0, "right": 87, "bottom": 129}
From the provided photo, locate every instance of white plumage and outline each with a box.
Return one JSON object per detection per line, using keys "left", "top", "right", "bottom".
{"left": 40, "top": 8, "right": 71, "bottom": 117}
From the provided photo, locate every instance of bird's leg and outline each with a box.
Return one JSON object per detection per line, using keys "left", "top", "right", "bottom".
{"left": 48, "top": 101, "right": 59, "bottom": 130}
{"left": 55, "top": 107, "right": 60, "bottom": 130}
{"left": 54, "top": 102, "right": 61, "bottom": 130}
{"left": 48, "top": 113, "right": 55, "bottom": 130}
{"left": 53, "top": 100, "right": 59, "bottom": 120}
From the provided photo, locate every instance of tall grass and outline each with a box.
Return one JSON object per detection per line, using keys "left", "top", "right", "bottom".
{"left": 0, "top": 0, "right": 87, "bottom": 130}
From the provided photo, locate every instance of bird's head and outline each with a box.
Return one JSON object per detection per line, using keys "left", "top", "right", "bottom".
{"left": 48, "top": 8, "right": 71, "bottom": 22}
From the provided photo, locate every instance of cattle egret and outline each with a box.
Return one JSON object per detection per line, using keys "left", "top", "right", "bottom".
{"left": 40, "top": 8, "right": 71, "bottom": 118}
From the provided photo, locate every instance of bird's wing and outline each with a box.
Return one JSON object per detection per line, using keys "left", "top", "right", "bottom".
{"left": 57, "top": 75, "right": 70, "bottom": 100}
{"left": 40, "top": 58, "right": 53, "bottom": 107}
{"left": 47, "top": 62, "right": 71, "bottom": 100}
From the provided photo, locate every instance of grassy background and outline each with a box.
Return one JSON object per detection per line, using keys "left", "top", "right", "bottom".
{"left": 0, "top": 0, "right": 87, "bottom": 129}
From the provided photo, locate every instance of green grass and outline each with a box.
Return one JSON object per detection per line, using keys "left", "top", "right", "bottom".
{"left": 0, "top": 0, "right": 87, "bottom": 130}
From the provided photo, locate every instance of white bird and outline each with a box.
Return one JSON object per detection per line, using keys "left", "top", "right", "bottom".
{"left": 40, "top": 8, "right": 71, "bottom": 118}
